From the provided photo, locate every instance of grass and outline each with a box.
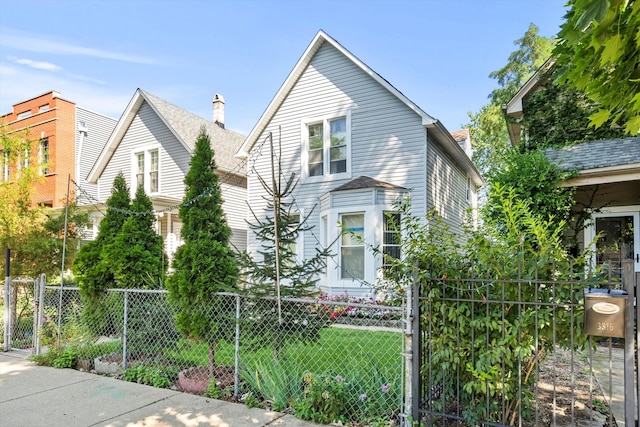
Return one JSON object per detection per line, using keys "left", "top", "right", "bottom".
{"left": 165, "top": 325, "right": 402, "bottom": 377}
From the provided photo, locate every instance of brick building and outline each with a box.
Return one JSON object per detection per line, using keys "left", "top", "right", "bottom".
{"left": 1, "top": 91, "right": 117, "bottom": 208}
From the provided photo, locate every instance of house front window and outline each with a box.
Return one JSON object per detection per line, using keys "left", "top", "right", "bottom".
{"left": 136, "top": 152, "right": 145, "bottom": 189}
{"left": 303, "top": 112, "right": 350, "bottom": 179}
{"left": 132, "top": 147, "right": 160, "bottom": 194}
{"left": 39, "top": 138, "right": 49, "bottom": 175}
{"left": 149, "top": 150, "right": 158, "bottom": 193}
{"left": 340, "top": 213, "right": 365, "bottom": 280}
{"left": 382, "top": 212, "right": 401, "bottom": 274}
{"left": 1, "top": 150, "right": 9, "bottom": 181}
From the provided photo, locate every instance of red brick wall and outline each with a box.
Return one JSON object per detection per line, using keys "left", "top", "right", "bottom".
{"left": 1, "top": 91, "right": 77, "bottom": 208}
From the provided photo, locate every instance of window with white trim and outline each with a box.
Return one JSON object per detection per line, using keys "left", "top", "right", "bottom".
{"left": 132, "top": 147, "right": 160, "bottom": 195}
{"left": 382, "top": 211, "right": 401, "bottom": 274}
{"left": 340, "top": 213, "right": 365, "bottom": 280}
{"left": 149, "top": 150, "right": 159, "bottom": 193}
{"left": 136, "top": 152, "right": 145, "bottom": 188}
{"left": 303, "top": 113, "right": 350, "bottom": 178}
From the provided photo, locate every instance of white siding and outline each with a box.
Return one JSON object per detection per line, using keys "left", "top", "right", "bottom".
{"left": 95, "top": 101, "right": 248, "bottom": 257}
{"left": 246, "top": 42, "right": 429, "bottom": 294}
{"left": 426, "top": 137, "right": 469, "bottom": 238}
{"left": 76, "top": 108, "right": 116, "bottom": 205}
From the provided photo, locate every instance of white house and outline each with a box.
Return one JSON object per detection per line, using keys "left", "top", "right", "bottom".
{"left": 87, "top": 89, "right": 247, "bottom": 261}
{"left": 236, "top": 31, "right": 483, "bottom": 297}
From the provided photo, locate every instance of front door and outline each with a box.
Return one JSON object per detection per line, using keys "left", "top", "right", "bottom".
{"left": 585, "top": 208, "right": 640, "bottom": 277}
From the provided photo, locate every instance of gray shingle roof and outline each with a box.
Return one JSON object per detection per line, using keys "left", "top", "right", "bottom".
{"left": 331, "top": 176, "right": 407, "bottom": 192}
{"left": 544, "top": 137, "right": 640, "bottom": 171}
{"left": 141, "top": 90, "right": 245, "bottom": 173}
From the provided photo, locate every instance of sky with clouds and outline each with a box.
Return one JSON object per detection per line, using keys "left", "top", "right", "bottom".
{"left": 0, "top": 0, "right": 567, "bottom": 135}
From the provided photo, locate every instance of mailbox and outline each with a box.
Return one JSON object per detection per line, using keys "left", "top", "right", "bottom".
{"left": 583, "top": 288, "right": 627, "bottom": 338}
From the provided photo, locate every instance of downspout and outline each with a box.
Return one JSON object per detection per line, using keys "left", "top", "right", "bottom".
{"left": 77, "top": 121, "right": 88, "bottom": 189}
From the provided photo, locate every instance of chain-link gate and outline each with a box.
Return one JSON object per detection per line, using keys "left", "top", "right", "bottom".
{"left": 2, "top": 276, "right": 42, "bottom": 353}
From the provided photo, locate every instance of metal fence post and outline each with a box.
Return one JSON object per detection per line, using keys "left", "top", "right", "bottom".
{"left": 4, "top": 248, "right": 10, "bottom": 352}
{"left": 234, "top": 294, "right": 241, "bottom": 398}
{"left": 403, "top": 265, "right": 421, "bottom": 426}
{"left": 32, "top": 275, "right": 41, "bottom": 355}
{"left": 37, "top": 274, "right": 46, "bottom": 355}
{"left": 622, "top": 259, "right": 634, "bottom": 426}
{"left": 123, "top": 290, "right": 129, "bottom": 370}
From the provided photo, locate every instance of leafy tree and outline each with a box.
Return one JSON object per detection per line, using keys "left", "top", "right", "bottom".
{"left": 390, "top": 190, "right": 591, "bottom": 425}
{"left": 73, "top": 172, "right": 131, "bottom": 335}
{"left": 553, "top": 0, "right": 640, "bottom": 134}
{"left": 519, "top": 71, "right": 626, "bottom": 151}
{"left": 166, "top": 127, "right": 238, "bottom": 376}
{"left": 467, "top": 24, "right": 553, "bottom": 179}
{"left": 487, "top": 149, "right": 576, "bottom": 233}
{"left": 107, "top": 185, "right": 166, "bottom": 289}
{"left": 239, "top": 133, "right": 331, "bottom": 354}
{"left": 0, "top": 125, "right": 47, "bottom": 276}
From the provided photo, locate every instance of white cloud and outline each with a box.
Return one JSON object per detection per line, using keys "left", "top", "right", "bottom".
{"left": 8, "top": 56, "right": 62, "bottom": 71}
{"left": 0, "top": 28, "right": 155, "bottom": 64}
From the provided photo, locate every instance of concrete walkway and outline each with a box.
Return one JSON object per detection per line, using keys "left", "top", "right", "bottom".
{"left": 0, "top": 351, "right": 319, "bottom": 427}
{"left": 591, "top": 345, "right": 635, "bottom": 427}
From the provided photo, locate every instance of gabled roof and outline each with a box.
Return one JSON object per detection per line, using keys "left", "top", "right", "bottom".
{"left": 87, "top": 89, "right": 245, "bottom": 183}
{"left": 544, "top": 137, "right": 640, "bottom": 186}
{"left": 331, "top": 176, "right": 407, "bottom": 192}
{"left": 235, "top": 30, "right": 483, "bottom": 188}
{"left": 504, "top": 59, "right": 554, "bottom": 145}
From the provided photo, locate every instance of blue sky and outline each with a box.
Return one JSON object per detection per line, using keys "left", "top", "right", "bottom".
{"left": 0, "top": 0, "right": 567, "bottom": 136}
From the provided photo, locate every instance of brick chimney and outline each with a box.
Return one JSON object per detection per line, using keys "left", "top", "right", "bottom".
{"left": 213, "top": 93, "right": 225, "bottom": 128}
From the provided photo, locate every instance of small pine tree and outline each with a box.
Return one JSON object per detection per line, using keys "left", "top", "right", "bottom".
{"left": 239, "top": 132, "right": 331, "bottom": 354}
{"left": 107, "top": 185, "right": 166, "bottom": 289}
{"left": 74, "top": 172, "right": 131, "bottom": 335}
{"left": 166, "top": 127, "right": 238, "bottom": 376}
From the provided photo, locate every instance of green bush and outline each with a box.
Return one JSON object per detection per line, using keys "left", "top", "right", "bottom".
{"left": 123, "top": 363, "right": 176, "bottom": 388}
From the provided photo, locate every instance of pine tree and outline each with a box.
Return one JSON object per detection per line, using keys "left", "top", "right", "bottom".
{"left": 239, "top": 132, "right": 331, "bottom": 354}
{"left": 74, "top": 172, "right": 131, "bottom": 335}
{"left": 166, "top": 127, "right": 238, "bottom": 375}
{"left": 107, "top": 185, "right": 166, "bottom": 289}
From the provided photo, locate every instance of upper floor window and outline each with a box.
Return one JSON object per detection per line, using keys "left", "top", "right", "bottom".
{"left": 1, "top": 150, "right": 9, "bottom": 181}
{"left": 136, "top": 152, "right": 145, "bottom": 189}
{"left": 149, "top": 150, "right": 159, "bottom": 193}
{"left": 17, "top": 111, "right": 31, "bottom": 120}
{"left": 39, "top": 104, "right": 50, "bottom": 113}
{"left": 132, "top": 147, "right": 160, "bottom": 195}
{"left": 39, "top": 139, "right": 49, "bottom": 175}
{"left": 303, "top": 112, "right": 350, "bottom": 179}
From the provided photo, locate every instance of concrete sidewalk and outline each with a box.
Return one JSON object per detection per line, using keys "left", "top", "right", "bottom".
{"left": 0, "top": 351, "right": 319, "bottom": 427}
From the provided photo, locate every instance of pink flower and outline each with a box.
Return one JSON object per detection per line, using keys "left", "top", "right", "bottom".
{"left": 381, "top": 383, "right": 390, "bottom": 393}
{"left": 359, "top": 393, "right": 367, "bottom": 401}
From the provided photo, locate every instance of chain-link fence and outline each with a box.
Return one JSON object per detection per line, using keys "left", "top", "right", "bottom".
{"left": 39, "top": 283, "right": 405, "bottom": 424}
{"left": 2, "top": 278, "right": 38, "bottom": 351}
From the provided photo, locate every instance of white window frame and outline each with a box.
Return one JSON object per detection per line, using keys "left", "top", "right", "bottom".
{"left": 301, "top": 110, "right": 351, "bottom": 182}
{"left": 339, "top": 212, "right": 366, "bottom": 281}
{"left": 131, "top": 145, "right": 161, "bottom": 196}
{"left": 584, "top": 206, "right": 640, "bottom": 273}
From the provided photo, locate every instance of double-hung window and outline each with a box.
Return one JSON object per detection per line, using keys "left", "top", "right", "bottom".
{"left": 304, "top": 113, "right": 350, "bottom": 179}
{"left": 382, "top": 212, "right": 401, "bottom": 274}
{"left": 39, "top": 139, "right": 49, "bottom": 175}
{"left": 132, "top": 147, "right": 160, "bottom": 195}
{"left": 340, "top": 213, "right": 365, "bottom": 280}
{"left": 149, "top": 150, "right": 159, "bottom": 193}
{"left": 136, "top": 153, "right": 145, "bottom": 189}
{"left": 1, "top": 150, "right": 9, "bottom": 181}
